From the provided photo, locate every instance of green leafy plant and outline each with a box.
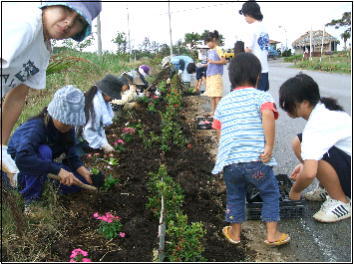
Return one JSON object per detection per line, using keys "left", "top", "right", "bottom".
{"left": 91, "top": 167, "right": 100, "bottom": 175}
{"left": 103, "top": 174, "right": 119, "bottom": 191}
{"left": 103, "top": 157, "right": 119, "bottom": 166}
{"left": 166, "top": 213, "right": 207, "bottom": 262}
{"left": 146, "top": 165, "right": 184, "bottom": 222}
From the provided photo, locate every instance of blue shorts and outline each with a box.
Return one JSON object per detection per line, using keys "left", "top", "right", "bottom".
{"left": 297, "top": 133, "right": 351, "bottom": 198}
{"left": 257, "top": 73, "right": 269, "bottom": 91}
{"left": 223, "top": 162, "right": 280, "bottom": 223}
{"left": 196, "top": 67, "right": 207, "bottom": 80}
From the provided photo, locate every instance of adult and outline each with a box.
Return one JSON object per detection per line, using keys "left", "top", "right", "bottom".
{"left": 239, "top": 0, "right": 270, "bottom": 91}
{"left": 7, "top": 86, "right": 92, "bottom": 214}
{"left": 163, "top": 55, "right": 196, "bottom": 86}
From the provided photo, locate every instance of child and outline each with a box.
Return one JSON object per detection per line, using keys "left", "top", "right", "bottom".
{"left": 205, "top": 30, "right": 227, "bottom": 116}
{"left": 212, "top": 53, "right": 290, "bottom": 246}
{"left": 239, "top": 0, "right": 270, "bottom": 91}
{"left": 279, "top": 73, "right": 351, "bottom": 223}
{"left": 234, "top": 41, "right": 245, "bottom": 55}
{"left": 1, "top": 1, "right": 102, "bottom": 175}
{"left": 83, "top": 75, "right": 124, "bottom": 153}
{"left": 7, "top": 86, "right": 91, "bottom": 214}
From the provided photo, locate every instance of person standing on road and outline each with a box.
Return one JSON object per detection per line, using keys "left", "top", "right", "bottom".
{"left": 239, "top": 0, "right": 270, "bottom": 91}
{"left": 212, "top": 53, "right": 290, "bottom": 247}
{"left": 205, "top": 30, "right": 227, "bottom": 117}
{"left": 279, "top": 73, "right": 351, "bottom": 223}
{"left": 1, "top": 0, "right": 102, "bottom": 178}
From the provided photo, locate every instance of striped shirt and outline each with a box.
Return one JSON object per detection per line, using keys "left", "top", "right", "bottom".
{"left": 212, "top": 87, "right": 278, "bottom": 174}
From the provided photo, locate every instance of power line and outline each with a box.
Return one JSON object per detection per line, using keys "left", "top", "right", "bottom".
{"left": 158, "top": 2, "right": 238, "bottom": 16}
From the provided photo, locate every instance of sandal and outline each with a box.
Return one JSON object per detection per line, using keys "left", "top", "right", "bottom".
{"left": 222, "top": 226, "right": 241, "bottom": 245}
{"left": 264, "top": 233, "right": 290, "bottom": 246}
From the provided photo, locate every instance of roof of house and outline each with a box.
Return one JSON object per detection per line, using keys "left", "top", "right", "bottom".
{"left": 292, "top": 30, "right": 338, "bottom": 47}
{"left": 269, "top": 40, "right": 281, "bottom": 44}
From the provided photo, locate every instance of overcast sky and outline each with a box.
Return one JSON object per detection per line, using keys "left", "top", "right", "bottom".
{"left": 2, "top": 1, "right": 352, "bottom": 52}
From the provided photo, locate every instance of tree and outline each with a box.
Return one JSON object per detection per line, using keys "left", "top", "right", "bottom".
{"left": 112, "top": 31, "right": 127, "bottom": 54}
{"left": 184, "top": 32, "right": 201, "bottom": 48}
{"left": 326, "top": 12, "right": 351, "bottom": 50}
{"left": 75, "top": 35, "right": 95, "bottom": 52}
{"left": 140, "top": 37, "right": 152, "bottom": 52}
{"left": 341, "top": 31, "right": 351, "bottom": 50}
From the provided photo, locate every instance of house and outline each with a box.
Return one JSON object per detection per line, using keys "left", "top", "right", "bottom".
{"left": 292, "top": 30, "right": 339, "bottom": 55}
{"left": 269, "top": 40, "right": 281, "bottom": 50}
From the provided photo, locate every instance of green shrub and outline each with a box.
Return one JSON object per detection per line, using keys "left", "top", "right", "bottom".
{"left": 166, "top": 213, "right": 207, "bottom": 262}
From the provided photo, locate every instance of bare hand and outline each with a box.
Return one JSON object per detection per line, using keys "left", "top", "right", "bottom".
{"left": 208, "top": 59, "right": 213, "bottom": 64}
{"left": 260, "top": 144, "right": 273, "bottom": 163}
{"left": 290, "top": 163, "right": 303, "bottom": 181}
{"left": 289, "top": 186, "right": 301, "bottom": 200}
{"left": 58, "top": 168, "right": 84, "bottom": 186}
{"left": 77, "top": 166, "right": 93, "bottom": 184}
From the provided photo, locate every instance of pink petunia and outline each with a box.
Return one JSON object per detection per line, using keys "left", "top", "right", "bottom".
{"left": 117, "top": 139, "right": 125, "bottom": 144}
{"left": 81, "top": 258, "right": 92, "bottom": 262}
{"left": 71, "top": 249, "right": 88, "bottom": 256}
{"left": 93, "top": 212, "right": 99, "bottom": 218}
{"left": 119, "top": 232, "right": 126, "bottom": 238}
{"left": 69, "top": 258, "right": 76, "bottom": 262}
{"left": 122, "top": 127, "right": 135, "bottom": 134}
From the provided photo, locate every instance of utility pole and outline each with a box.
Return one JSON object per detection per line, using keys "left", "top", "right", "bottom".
{"left": 309, "top": 26, "right": 313, "bottom": 61}
{"left": 168, "top": 1, "right": 173, "bottom": 59}
{"left": 320, "top": 25, "right": 325, "bottom": 62}
{"left": 127, "top": 6, "right": 132, "bottom": 62}
{"left": 97, "top": 14, "right": 102, "bottom": 55}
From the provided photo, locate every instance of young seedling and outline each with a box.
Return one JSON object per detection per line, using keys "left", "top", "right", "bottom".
{"left": 103, "top": 157, "right": 119, "bottom": 166}
{"left": 102, "top": 174, "right": 119, "bottom": 191}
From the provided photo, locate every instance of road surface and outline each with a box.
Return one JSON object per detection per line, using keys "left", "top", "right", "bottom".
{"left": 206, "top": 60, "right": 352, "bottom": 262}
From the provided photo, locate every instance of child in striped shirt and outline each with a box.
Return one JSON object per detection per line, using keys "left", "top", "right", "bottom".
{"left": 212, "top": 53, "right": 290, "bottom": 246}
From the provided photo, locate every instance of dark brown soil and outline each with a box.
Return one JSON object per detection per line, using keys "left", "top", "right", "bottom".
{"left": 48, "top": 95, "right": 255, "bottom": 262}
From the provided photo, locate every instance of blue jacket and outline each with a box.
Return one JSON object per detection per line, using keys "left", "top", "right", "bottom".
{"left": 170, "top": 55, "right": 194, "bottom": 83}
{"left": 8, "top": 118, "right": 83, "bottom": 176}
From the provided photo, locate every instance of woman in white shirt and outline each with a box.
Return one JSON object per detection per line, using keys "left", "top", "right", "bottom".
{"left": 279, "top": 73, "right": 351, "bottom": 223}
{"left": 239, "top": 0, "right": 270, "bottom": 91}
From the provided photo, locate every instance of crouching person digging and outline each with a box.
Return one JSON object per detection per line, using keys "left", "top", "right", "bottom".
{"left": 6, "top": 86, "right": 95, "bottom": 215}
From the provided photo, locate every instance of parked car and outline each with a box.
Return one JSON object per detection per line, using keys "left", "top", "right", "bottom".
{"left": 268, "top": 46, "right": 280, "bottom": 59}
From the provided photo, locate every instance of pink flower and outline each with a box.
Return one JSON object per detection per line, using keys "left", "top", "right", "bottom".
{"left": 114, "top": 139, "right": 125, "bottom": 145}
{"left": 93, "top": 212, "right": 99, "bottom": 218}
{"left": 81, "top": 258, "right": 92, "bottom": 262}
{"left": 69, "top": 258, "right": 76, "bottom": 262}
{"left": 119, "top": 232, "right": 126, "bottom": 238}
{"left": 71, "top": 249, "right": 88, "bottom": 257}
{"left": 122, "top": 127, "right": 135, "bottom": 134}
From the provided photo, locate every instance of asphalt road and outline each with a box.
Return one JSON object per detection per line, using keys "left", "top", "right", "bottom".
{"left": 213, "top": 60, "right": 352, "bottom": 262}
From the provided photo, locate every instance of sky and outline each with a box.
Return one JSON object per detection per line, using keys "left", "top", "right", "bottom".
{"left": 2, "top": 1, "right": 352, "bottom": 53}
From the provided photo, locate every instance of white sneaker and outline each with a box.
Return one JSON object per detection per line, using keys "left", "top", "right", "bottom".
{"left": 304, "top": 186, "right": 328, "bottom": 201}
{"left": 313, "top": 196, "right": 351, "bottom": 223}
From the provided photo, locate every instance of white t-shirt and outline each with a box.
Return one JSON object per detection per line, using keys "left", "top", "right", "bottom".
{"left": 301, "top": 103, "right": 352, "bottom": 161}
{"left": 1, "top": 8, "right": 51, "bottom": 98}
{"left": 244, "top": 21, "right": 269, "bottom": 73}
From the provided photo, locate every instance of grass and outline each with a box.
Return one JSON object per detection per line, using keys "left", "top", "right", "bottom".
{"left": 16, "top": 50, "right": 146, "bottom": 129}
{"left": 287, "top": 51, "right": 351, "bottom": 74}
{"left": 3, "top": 49, "right": 149, "bottom": 262}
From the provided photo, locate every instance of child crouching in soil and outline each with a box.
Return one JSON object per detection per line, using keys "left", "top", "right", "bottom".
{"left": 212, "top": 53, "right": 290, "bottom": 246}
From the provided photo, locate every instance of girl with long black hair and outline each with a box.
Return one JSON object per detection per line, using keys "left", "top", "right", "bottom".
{"left": 279, "top": 73, "right": 351, "bottom": 223}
